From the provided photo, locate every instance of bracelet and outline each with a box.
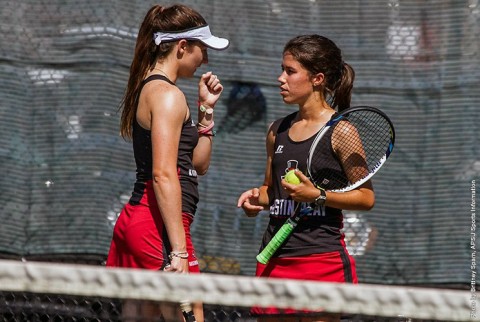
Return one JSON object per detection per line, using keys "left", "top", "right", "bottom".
{"left": 197, "top": 121, "right": 215, "bottom": 134}
{"left": 197, "top": 122, "right": 210, "bottom": 128}
{"left": 199, "top": 129, "right": 216, "bottom": 137}
{"left": 168, "top": 251, "right": 189, "bottom": 260}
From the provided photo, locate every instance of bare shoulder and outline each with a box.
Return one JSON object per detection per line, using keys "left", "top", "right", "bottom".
{"left": 333, "top": 119, "right": 358, "bottom": 138}
{"left": 331, "top": 119, "right": 363, "bottom": 156}
{"left": 143, "top": 80, "right": 186, "bottom": 112}
{"left": 265, "top": 121, "right": 277, "bottom": 154}
{"left": 135, "top": 80, "right": 188, "bottom": 130}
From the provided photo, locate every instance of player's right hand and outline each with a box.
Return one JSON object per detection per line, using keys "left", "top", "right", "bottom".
{"left": 163, "top": 257, "right": 189, "bottom": 274}
{"left": 237, "top": 188, "right": 264, "bottom": 217}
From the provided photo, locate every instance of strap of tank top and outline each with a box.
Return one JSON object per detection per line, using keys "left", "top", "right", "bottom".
{"left": 272, "top": 111, "right": 297, "bottom": 150}
{"left": 132, "top": 74, "right": 177, "bottom": 116}
{"left": 142, "top": 74, "right": 176, "bottom": 86}
{"left": 277, "top": 112, "right": 297, "bottom": 134}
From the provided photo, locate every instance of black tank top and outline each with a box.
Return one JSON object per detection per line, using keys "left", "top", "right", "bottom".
{"left": 261, "top": 111, "right": 345, "bottom": 257}
{"left": 129, "top": 75, "right": 199, "bottom": 215}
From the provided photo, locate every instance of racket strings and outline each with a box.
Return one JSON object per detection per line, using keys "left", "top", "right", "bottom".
{"left": 309, "top": 110, "right": 393, "bottom": 190}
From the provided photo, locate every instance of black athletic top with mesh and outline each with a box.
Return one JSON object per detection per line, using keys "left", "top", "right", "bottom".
{"left": 261, "top": 111, "right": 346, "bottom": 257}
{"left": 128, "top": 75, "right": 200, "bottom": 215}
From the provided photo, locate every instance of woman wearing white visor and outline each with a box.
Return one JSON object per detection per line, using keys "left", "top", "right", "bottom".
{"left": 106, "top": 4, "right": 229, "bottom": 322}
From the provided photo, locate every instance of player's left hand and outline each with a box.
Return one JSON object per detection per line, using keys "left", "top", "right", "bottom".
{"left": 198, "top": 71, "right": 223, "bottom": 109}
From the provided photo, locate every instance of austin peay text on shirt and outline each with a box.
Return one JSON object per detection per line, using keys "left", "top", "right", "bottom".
{"left": 269, "top": 198, "right": 325, "bottom": 217}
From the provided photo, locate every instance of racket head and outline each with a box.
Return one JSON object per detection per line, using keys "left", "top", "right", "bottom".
{"left": 307, "top": 106, "right": 395, "bottom": 192}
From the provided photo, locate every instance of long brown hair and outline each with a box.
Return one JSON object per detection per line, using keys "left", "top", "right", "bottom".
{"left": 119, "top": 4, "right": 207, "bottom": 139}
{"left": 283, "top": 35, "right": 355, "bottom": 112}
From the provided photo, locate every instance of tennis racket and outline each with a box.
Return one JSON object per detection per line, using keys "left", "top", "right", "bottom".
{"left": 256, "top": 106, "right": 395, "bottom": 264}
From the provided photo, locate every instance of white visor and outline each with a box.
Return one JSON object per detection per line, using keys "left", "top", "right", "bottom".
{"left": 153, "top": 25, "right": 229, "bottom": 50}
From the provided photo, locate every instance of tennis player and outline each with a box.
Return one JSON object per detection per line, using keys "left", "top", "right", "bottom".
{"left": 237, "top": 35, "right": 375, "bottom": 322}
{"left": 106, "top": 4, "right": 229, "bottom": 322}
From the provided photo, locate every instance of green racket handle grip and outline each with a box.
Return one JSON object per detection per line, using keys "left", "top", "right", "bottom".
{"left": 256, "top": 219, "right": 296, "bottom": 264}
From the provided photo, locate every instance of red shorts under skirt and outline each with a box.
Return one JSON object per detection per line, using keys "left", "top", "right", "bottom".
{"left": 251, "top": 251, "right": 357, "bottom": 316}
{"left": 106, "top": 182, "right": 199, "bottom": 273}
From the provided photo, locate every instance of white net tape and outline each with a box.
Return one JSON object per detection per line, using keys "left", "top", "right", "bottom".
{"left": 0, "top": 259, "right": 477, "bottom": 321}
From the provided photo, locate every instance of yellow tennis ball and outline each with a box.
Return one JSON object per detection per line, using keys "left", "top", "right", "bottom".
{"left": 285, "top": 170, "right": 301, "bottom": 185}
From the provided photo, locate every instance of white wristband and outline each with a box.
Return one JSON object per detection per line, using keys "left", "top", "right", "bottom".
{"left": 199, "top": 104, "right": 214, "bottom": 115}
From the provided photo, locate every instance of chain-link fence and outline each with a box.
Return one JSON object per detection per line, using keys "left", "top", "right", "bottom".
{"left": 0, "top": 0, "right": 479, "bottom": 287}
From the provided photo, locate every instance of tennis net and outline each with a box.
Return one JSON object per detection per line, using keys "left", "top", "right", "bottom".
{"left": 0, "top": 259, "right": 477, "bottom": 322}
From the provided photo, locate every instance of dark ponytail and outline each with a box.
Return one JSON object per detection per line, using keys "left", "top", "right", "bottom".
{"left": 332, "top": 62, "right": 355, "bottom": 112}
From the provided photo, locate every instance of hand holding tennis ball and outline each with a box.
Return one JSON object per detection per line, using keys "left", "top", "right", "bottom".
{"left": 284, "top": 170, "right": 301, "bottom": 185}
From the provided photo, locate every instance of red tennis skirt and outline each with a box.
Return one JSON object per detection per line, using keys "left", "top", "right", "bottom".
{"left": 106, "top": 182, "right": 199, "bottom": 273}
{"left": 251, "top": 251, "right": 357, "bottom": 316}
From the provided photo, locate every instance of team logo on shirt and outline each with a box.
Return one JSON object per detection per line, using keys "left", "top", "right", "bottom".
{"left": 280, "top": 160, "right": 299, "bottom": 181}
{"left": 275, "top": 145, "right": 284, "bottom": 154}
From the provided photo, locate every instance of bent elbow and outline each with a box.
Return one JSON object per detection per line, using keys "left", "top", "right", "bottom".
{"left": 194, "top": 163, "right": 210, "bottom": 176}
{"left": 363, "top": 195, "right": 375, "bottom": 210}
{"left": 364, "top": 202, "right": 375, "bottom": 211}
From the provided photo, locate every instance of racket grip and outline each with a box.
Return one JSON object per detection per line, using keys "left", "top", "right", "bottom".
{"left": 256, "top": 220, "right": 296, "bottom": 264}
{"left": 180, "top": 301, "right": 196, "bottom": 322}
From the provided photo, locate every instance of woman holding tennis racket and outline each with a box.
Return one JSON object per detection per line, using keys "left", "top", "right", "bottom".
{"left": 106, "top": 4, "right": 229, "bottom": 322}
{"left": 237, "top": 35, "right": 378, "bottom": 321}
